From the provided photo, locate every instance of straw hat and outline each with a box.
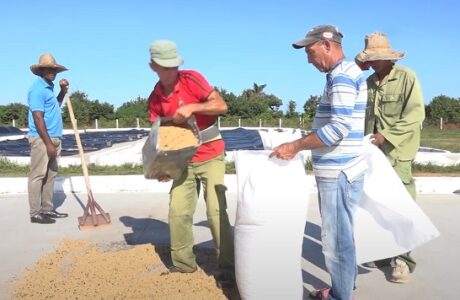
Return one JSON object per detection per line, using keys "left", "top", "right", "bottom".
{"left": 30, "top": 53, "right": 68, "bottom": 75}
{"left": 357, "top": 32, "right": 405, "bottom": 62}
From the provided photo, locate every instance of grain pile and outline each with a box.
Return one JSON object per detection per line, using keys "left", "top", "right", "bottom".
{"left": 158, "top": 126, "right": 198, "bottom": 151}
{"left": 10, "top": 239, "right": 236, "bottom": 300}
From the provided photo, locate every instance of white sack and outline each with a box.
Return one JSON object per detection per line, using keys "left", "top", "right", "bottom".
{"left": 355, "top": 136, "right": 440, "bottom": 263}
{"left": 234, "top": 150, "right": 310, "bottom": 300}
{"left": 259, "top": 129, "right": 303, "bottom": 150}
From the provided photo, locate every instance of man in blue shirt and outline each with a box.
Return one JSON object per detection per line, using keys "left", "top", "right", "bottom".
{"left": 271, "top": 25, "right": 367, "bottom": 300}
{"left": 28, "top": 53, "right": 70, "bottom": 224}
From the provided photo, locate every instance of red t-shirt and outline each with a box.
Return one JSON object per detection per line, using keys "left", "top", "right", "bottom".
{"left": 147, "top": 70, "right": 225, "bottom": 162}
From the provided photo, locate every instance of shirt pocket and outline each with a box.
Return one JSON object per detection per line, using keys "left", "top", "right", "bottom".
{"left": 381, "top": 94, "right": 402, "bottom": 117}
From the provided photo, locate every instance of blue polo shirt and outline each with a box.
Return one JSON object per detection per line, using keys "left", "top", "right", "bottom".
{"left": 28, "top": 77, "right": 63, "bottom": 137}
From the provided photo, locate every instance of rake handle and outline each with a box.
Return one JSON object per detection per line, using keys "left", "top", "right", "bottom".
{"left": 65, "top": 95, "right": 93, "bottom": 200}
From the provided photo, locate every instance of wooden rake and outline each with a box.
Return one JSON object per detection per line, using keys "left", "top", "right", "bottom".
{"left": 65, "top": 95, "right": 111, "bottom": 230}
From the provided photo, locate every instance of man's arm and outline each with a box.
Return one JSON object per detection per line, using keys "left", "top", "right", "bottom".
{"left": 376, "top": 74, "right": 425, "bottom": 147}
{"left": 172, "top": 90, "right": 227, "bottom": 123}
{"left": 56, "top": 79, "right": 69, "bottom": 107}
{"left": 32, "top": 111, "right": 57, "bottom": 158}
{"left": 269, "top": 132, "right": 326, "bottom": 160}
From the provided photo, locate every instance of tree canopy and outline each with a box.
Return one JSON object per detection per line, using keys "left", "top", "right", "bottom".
{"left": 1, "top": 83, "right": 459, "bottom": 128}
{"left": 426, "top": 95, "right": 460, "bottom": 123}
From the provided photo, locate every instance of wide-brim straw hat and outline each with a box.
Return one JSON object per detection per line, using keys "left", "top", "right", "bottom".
{"left": 30, "top": 53, "right": 68, "bottom": 75}
{"left": 357, "top": 32, "right": 405, "bottom": 62}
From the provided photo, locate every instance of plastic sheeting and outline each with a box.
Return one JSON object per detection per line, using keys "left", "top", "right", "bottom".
{"left": 221, "top": 128, "right": 264, "bottom": 150}
{"left": 234, "top": 150, "right": 310, "bottom": 300}
{"left": 355, "top": 136, "right": 440, "bottom": 263}
{"left": 258, "top": 128, "right": 304, "bottom": 150}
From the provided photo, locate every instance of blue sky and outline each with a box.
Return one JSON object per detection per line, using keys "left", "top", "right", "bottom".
{"left": 0, "top": 0, "right": 458, "bottom": 112}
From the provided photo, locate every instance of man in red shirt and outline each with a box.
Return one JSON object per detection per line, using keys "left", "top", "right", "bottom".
{"left": 147, "top": 40, "right": 235, "bottom": 288}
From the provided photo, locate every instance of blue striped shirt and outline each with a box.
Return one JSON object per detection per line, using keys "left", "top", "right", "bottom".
{"left": 311, "top": 60, "right": 368, "bottom": 179}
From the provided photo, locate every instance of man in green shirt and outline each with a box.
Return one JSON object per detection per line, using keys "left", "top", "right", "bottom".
{"left": 356, "top": 32, "right": 425, "bottom": 284}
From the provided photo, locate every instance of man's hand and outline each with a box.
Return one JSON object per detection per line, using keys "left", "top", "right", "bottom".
{"left": 371, "top": 132, "right": 385, "bottom": 146}
{"left": 59, "top": 78, "right": 69, "bottom": 93}
{"left": 172, "top": 104, "right": 194, "bottom": 124}
{"left": 45, "top": 142, "right": 58, "bottom": 158}
{"left": 269, "top": 142, "right": 299, "bottom": 160}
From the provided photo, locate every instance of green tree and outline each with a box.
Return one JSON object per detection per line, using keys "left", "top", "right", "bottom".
{"left": 303, "top": 95, "right": 321, "bottom": 120}
{"left": 0, "top": 103, "right": 28, "bottom": 127}
{"left": 215, "top": 87, "right": 238, "bottom": 116}
{"left": 62, "top": 91, "right": 114, "bottom": 126}
{"left": 285, "top": 100, "right": 299, "bottom": 118}
{"left": 233, "top": 83, "right": 283, "bottom": 118}
{"left": 91, "top": 100, "right": 115, "bottom": 120}
{"left": 242, "top": 82, "right": 267, "bottom": 98}
{"left": 116, "top": 96, "right": 148, "bottom": 119}
{"left": 0, "top": 105, "right": 6, "bottom": 125}
{"left": 264, "top": 94, "right": 282, "bottom": 112}
{"left": 427, "top": 95, "right": 460, "bottom": 123}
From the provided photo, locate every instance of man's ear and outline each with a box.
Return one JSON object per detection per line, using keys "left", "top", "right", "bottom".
{"left": 322, "top": 40, "right": 333, "bottom": 52}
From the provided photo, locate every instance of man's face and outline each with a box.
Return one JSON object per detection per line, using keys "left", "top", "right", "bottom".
{"left": 355, "top": 59, "right": 371, "bottom": 71}
{"left": 304, "top": 41, "right": 329, "bottom": 72}
{"left": 149, "top": 60, "right": 178, "bottom": 86}
{"left": 40, "top": 68, "right": 58, "bottom": 83}
{"left": 368, "top": 60, "right": 392, "bottom": 73}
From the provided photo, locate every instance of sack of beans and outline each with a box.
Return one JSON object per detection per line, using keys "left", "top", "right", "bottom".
{"left": 143, "top": 117, "right": 201, "bottom": 180}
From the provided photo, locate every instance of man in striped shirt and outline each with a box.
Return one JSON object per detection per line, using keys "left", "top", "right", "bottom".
{"left": 270, "top": 24, "right": 367, "bottom": 300}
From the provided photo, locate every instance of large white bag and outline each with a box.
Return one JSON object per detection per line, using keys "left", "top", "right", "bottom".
{"left": 234, "top": 150, "right": 311, "bottom": 300}
{"left": 354, "top": 136, "right": 440, "bottom": 263}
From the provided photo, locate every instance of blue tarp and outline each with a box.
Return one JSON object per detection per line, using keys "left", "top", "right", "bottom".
{"left": 0, "top": 127, "right": 264, "bottom": 156}
{"left": 0, "top": 126, "right": 24, "bottom": 136}
{"left": 221, "top": 128, "right": 264, "bottom": 151}
{"left": 0, "top": 129, "right": 149, "bottom": 157}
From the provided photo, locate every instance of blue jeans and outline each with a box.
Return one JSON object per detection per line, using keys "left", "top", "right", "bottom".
{"left": 316, "top": 172, "right": 365, "bottom": 300}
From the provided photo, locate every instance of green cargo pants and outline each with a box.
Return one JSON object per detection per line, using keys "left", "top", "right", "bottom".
{"left": 392, "top": 159, "right": 417, "bottom": 272}
{"left": 169, "top": 153, "right": 234, "bottom": 272}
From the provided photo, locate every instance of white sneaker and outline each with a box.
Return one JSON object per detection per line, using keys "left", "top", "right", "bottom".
{"left": 390, "top": 258, "right": 410, "bottom": 283}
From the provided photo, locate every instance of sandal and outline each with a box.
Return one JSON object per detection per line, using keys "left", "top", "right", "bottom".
{"left": 309, "top": 288, "right": 330, "bottom": 299}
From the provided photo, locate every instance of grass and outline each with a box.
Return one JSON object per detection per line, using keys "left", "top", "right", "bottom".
{"left": 2, "top": 158, "right": 458, "bottom": 178}
{"left": 412, "top": 163, "right": 460, "bottom": 176}
{"left": 0, "top": 158, "right": 144, "bottom": 177}
{"left": 1, "top": 124, "right": 458, "bottom": 177}
{"left": 421, "top": 126, "right": 460, "bottom": 152}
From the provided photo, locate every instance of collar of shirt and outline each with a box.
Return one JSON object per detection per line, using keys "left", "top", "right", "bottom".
{"left": 38, "top": 76, "right": 55, "bottom": 91}
{"left": 153, "top": 78, "right": 181, "bottom": 101}
{"left": 328, "top": 59, "right": 345, "bottom": 75}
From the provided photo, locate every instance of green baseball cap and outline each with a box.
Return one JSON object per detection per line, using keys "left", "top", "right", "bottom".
{"left": 149, "top": 40, "right": 184, "bottom": 68}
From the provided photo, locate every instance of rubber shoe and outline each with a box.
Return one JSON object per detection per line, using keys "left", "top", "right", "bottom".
{"left": 390, "top": 258, "right": 411, "bottom": 283}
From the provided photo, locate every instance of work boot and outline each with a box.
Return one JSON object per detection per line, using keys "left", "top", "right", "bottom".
{"left": 161, "top": 266, "right": 197, "bottom": 275}
{"left": 390, "top": 258, "right": 411, "bottom": 283}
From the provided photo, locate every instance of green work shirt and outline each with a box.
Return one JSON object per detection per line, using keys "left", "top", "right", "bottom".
{"left": 365, "top": 65, "right": 425, "bottom": 163}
